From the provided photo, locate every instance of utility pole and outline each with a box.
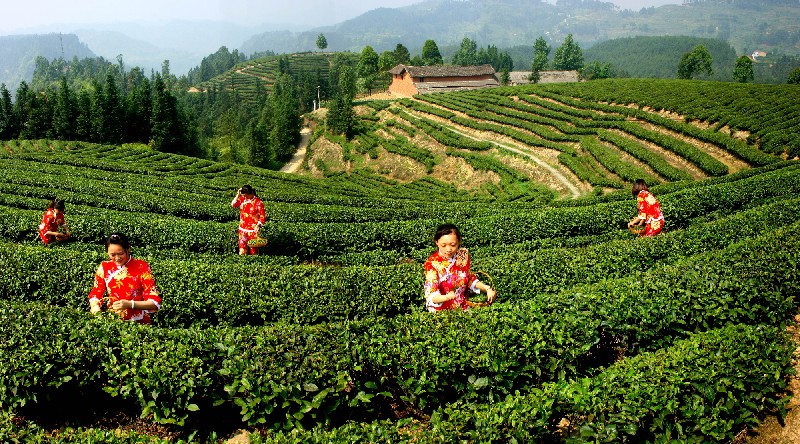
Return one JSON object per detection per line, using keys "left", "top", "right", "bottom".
{"left": 317, "top": 85, "right": 321, "bottom": 109}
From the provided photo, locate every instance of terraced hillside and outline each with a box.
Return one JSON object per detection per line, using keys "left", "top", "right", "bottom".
{"left": 192, "top": 52, "right": 372, "bottom": 106}
{"left": 1, "top": 79, "right": 799, "bottom": 442}
{"left": 304, "top": 79, "right": 797, "bottom": 202}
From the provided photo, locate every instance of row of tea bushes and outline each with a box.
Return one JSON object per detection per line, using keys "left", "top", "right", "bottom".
{"left": 252, "top": 324, "right": 793, "bottom": 443}
{"left": 2, "top": 225, "right": 797, "bottom": 428}
{"left": 2, "top": 161, "right": 798, "bottom": 258}
{"left": 1, "top": 196, "right": 797, "bottom": 328}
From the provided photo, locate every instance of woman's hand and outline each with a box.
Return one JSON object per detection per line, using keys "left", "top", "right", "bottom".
{"left": 447, "top": 291, "right": 457, "bottom": 301}
{"left": 486, "top": 287, "right": 497, "bottom": 304}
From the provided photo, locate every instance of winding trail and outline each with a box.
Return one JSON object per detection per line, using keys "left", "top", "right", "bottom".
{"left": 445, "top": 126, "right": 582, "bottom": 199}
{"left": 280, "top": 127, "right": 311, "bottom": 174}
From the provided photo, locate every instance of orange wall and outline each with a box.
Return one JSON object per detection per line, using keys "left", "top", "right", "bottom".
{"left": 389, "top": 72, "right": 497, "bottom": 96}
{"left": 388, "top": 73, "right": 418, "bottom": 97}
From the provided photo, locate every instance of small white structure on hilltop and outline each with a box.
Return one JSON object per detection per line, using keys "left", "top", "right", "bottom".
{"left": 508, "top": 70, "right": 581, "bottom": 85}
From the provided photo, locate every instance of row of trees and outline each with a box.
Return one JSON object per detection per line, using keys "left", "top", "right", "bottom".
{"left": 0, "top": 54, "right": 311, "bottom": 167}
{"left": 0, "top": 72, "right": 196, "bottom": 155}
{"left": 529, "top": 34, "right": 586, "bottom": 82}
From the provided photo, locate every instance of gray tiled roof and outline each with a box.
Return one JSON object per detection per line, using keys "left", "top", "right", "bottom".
{"left": 389, "top": 64, "right": 496, "bottom": 77}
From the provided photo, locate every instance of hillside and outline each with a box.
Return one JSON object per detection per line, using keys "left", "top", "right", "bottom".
{"left": 192, "top": 52, "right": 372, "bottom": 106}
{"left": 297, "top": 79, "right": 797, "bottom": 201}
{"left": 0, "top": 33, "right": 94, "bottom": 94}
{"left": 1, "top": 80, "right": 799, "bottom": 442}
{"left": 583, "top": 36, "right": 738, "bottom": 80}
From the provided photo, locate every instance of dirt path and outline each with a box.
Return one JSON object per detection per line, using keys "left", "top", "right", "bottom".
{"left": 398, "top": 100, "right": 584, "bottom": 198}
{"left": 446, "top": 126, "right": 582, "bottom": 199}
{"left": 280, "top": 127, "right": 311, "bottom": 174}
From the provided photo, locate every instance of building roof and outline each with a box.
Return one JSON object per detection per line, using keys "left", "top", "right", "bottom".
{"left": 389, "top": 64, "right": 496, "bottom": 78}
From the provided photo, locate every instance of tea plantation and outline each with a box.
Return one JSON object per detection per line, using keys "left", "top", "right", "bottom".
{"left": 1, "top": 78, "right": 799, "bottom": 442}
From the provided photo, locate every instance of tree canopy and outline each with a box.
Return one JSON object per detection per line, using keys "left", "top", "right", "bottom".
{"left": 552, "top": 34, "right": 584, "bottom": 71}
{"left": 316, "top": 34, "right": 328, "bottom": 52}
{"left": 733, "top": 55, "right": 754, "bottom": 83}
{"left": 421, "top": 40, "right": 444, "bottom": 66}
{"left": 677, "top": 44, "right": 714, "bottom": 79}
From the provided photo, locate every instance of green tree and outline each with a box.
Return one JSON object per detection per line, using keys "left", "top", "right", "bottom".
{"left": 18, "top": 82, "right": 53, "bottom": 139}
{"left": 125, "top": 77, "right": 152, "bottom": 143}
{"left": 316, "top": 34, "right": 328, "bottom": 52}
{"left": 101, "top": 73, "right": 124, "bottom": 144}
{"left": 499, "top": 70, "right": 511, "bottom": 85}
{"left": 452, "top": 37, "right": 478, "bottom": 65}
{"left": 267, "top": 73, "right": 301, "bottom": 161}
{"left": 552, "top": 34, "right": 584, "bottom": 71}
{"left": 89, "top": 79, "right": 107, "bottom": 142}
{"left": 378, "top": 51, "right": 397, "bottom": 73}
{"left": 421, "top": 40, "right": 443, "bottom": 66}
{"left": 0, "top": 83, "right": 18, "bottom": 139}
{"left": 474, "top": 44, "right": 513, "bottom": 72}
{"left": 393, "top": 43, "right": 411, "bottom": 65}
{"left": 733, "top": 55, "right": 755, "bottom": 83}
{"left": 151, "top": 73, "right": 186, "bottom": 153}
{"left": 357, "top": 46, "right": 380, "bottom": 78}
{"left": 75, "top": 88, "right": 93, "bottom": 141}
{"left": 581, "top": 61, "right": 612, "bottom": 80}
{"left": 326, "top": 65, "right": 356, "bottom": 138}
{"left": 677, "top": 44, "right": 714, "bottom": 80}
{"left": 53, "top": 77, "right": 77, "bottom": 140}
{"left": 13, "top": 81, "right": 33, "bottom": 138}
{"left": 786, "top": 67, "right": 800, "bottom": 84}
{"left": 357, "top": 46, "right": 380, "bottom": 95}
{"left": 529, "top": 36, "right": 551, "bottom": 82}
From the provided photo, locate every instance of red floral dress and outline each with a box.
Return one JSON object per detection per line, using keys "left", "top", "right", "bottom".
{"left": 636, "top": 190, "right": 665, "bottom": 237}
{"left": 424, "top": 248, "right": 482, "bottom": 312}
{"left": 231, "top": 195, "right": 266, "bottom": 254}
{"left": 38, "top": 209, "right": 68, "bottom": 244}
{"left": 87, "top": 257, "right": 161, "bottom": 324}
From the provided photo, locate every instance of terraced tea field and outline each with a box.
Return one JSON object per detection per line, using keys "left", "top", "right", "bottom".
{"left": 1, "top": 78, "right": 799, "bottom": 442}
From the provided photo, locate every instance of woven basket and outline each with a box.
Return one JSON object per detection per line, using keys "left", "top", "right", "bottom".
{"left": 628, "top": 225, "right": 645, "bottom": 235}
{"left": 466, "top": 270, "right": 495, "bottom": 308}
{"left": 247, "top": 236, "right": 268, "bottom": 248}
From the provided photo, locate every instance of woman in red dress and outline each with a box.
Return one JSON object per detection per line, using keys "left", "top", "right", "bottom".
{"left": 627, "top": 179, "right": 665, "bottom": 237}
{"left": 231, "top": 184, "right": 266, "bottom": 255}
{"left": 424, "top": 224, "right": 496, "bottom": 312}
{"left": 38, "top": 198, "right": 70, "bottom": 245}
{"left": 88, "top": 233, "right": 161, "bottom": 324}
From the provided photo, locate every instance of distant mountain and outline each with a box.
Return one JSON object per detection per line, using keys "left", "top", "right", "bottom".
{"left": 73, "top": 21, "right": 274, "bottom": 76}
{"left": 0, "top": 33, "right": 94, "bottom": 93}
{"left": 240, "top": 0, "right": 800, "bottom": 63}
{"left": 241, "top": 0, "right": 560, "bottom": 55}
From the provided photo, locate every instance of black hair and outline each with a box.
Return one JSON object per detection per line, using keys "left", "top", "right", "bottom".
{"left": 434, "top": 223, "right": 462, "bottom": 242}
{"left": 105, "top": 232, "right": 131, "bottom": 250}
{"left": 240, "top": 185, "right": 256, "bottom": 196}
{"left": 48, "top": 198, "right": 65, "bottom": 212}
{"left": 632, "top": 179, "right": 649, "bottom": 197}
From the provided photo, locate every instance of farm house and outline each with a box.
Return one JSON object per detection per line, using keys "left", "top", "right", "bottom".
{"left": 387, "top": 64, "right": 500, "bottom": 96}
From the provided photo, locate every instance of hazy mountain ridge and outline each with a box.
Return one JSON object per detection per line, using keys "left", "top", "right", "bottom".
{"left": 1, "top": 0, "right": 798, "bottom": 91}
{"left": 241, "top": 0, "right": 800, "bottom": 58}
{"left": 0, "top": 33, "right": 95, "bottom": 93}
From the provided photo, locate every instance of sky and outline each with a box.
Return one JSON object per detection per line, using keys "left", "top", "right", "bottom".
{"left": 1, "top": 0, "right": 681, "bottom": 34}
